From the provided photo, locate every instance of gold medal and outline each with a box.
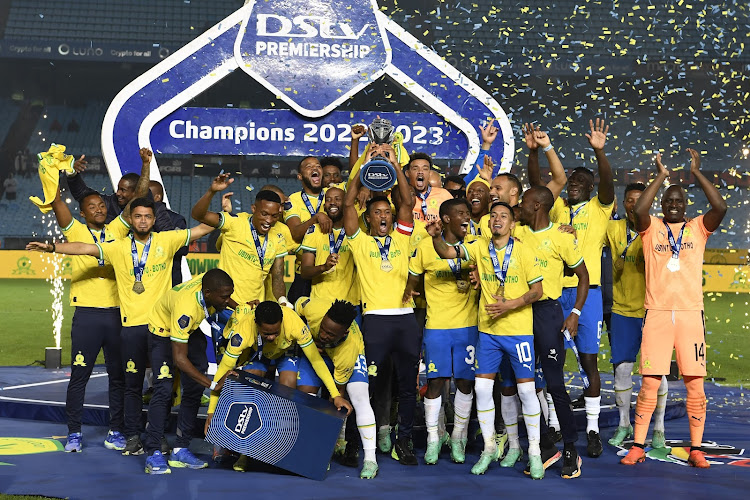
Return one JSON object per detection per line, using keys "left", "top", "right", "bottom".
{"left": 132, "top": 280, "right": 145, "bottom": 294}
{"left": 496, "top": 284, "right": 505, "bottom": 297}
{"left": 613, "top": 256, "right": 625, "bottom": 272}
{"left": 380, "top": 259, "right": 393, "bottom": 272}
{"left": 456, "top": 279, "right": 470, "bottom": 292}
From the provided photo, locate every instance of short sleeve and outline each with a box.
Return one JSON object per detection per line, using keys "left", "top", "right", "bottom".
{"left": 109, "top": 215, "right": 131, "bottom": 239}
{"left": 61, "top": 219, "right": 85, "bottom": 240}
{"left": 462, "top": 239, "right": 480, "bottom": 263}
{"left": 170, "top": 309, "right": 199, "bottom": 343}
{"left": 560, "top": 232, "right": 584, "bottom": 268}
{"left": 97, "top": 240, "right": 119, "bottom": 265}
{"left": 522, "top": 244, "right": 543, "bottom": 284}
{"left": 164, "top": 229, "right": 191, "bottom": 255}
{"left": 299, "top": 227, "right": 317, "bottom": 253}
{"left": 218, "top": 211, "right": 241, "bottom": 234}
{"left": 408, "top": 242, "right": 426, "bottom": 276}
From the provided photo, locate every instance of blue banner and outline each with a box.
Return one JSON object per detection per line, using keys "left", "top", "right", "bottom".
{"left": 150, "top": 108, "right": 468, "bottom": 159}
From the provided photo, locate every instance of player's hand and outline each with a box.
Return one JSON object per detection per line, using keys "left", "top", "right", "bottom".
{"left": 315, "top": 212, "right": 333, "bottom": 233}
{"left": 351, "top": 124, "right": 366, "bottom": 141}
{"left": 402, "top": 287, "right": 420, "bottom": 304}
{"left": 523, "top": 123, "right": 538, "bottom": 150}
{"left": 469, "top": 264, "right": 481, "bottom": 290}
{"left": 204, "top": 413, "right": 213, "bottom": 435}
{"left": 323, "top": 253, "right": 339, "bottom": 271}
{"left": 557, "top": 224, "right": 576, "bottom": 236}
{"left": 687, "top": 148, "right": 701, "bottom": 175}
{"left": 655, "top": 152, "right": 668, "bottom": 176}
{"left": 221, "top": 192, "right": 234, "bottom": 213}
{"left": 425, "top": 220, "right": 442, "bottom": 237}
{"left": 476, "top": 154, "right": 494, "bottom": 181}
{"left": 486, "top": 295, "right": 513, "bottom": 318}
{"left": 585, "top": 118, "right": 608, "bottom": 151}
{"left": 533, "top": 128, "right": 551, "bottom": 150}
{"left": 380, "top": 143, "right": 399, "bottom": 167}
{"left": 139, "top": 148, "right": 153, "bottom": 164}
{"left": 210, "top": 173, "right": 234, "bottom": 193}
{"left": 562, "top": 313, "right": 580, "bottom": 337}
{"left": 479, "top": 117, "right": 498, "bottom": 148}
{"left": 333, "top": 396, "right": 353, "bottom": 415}
{"left": 72, "top": 155, "right": 87, "bottom": 173}
{"left": 244, "top": 300, "right": 260, "bottom": 309}
{"left": 356, "top": 186, "right": 371, "bottom": 209}
{"left": 26, "top": 241, "right": 52, "bottom": 253}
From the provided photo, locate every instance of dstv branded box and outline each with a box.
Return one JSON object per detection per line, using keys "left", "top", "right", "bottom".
{"left": 205, "top": 371, "right": 345, "bottom": 480}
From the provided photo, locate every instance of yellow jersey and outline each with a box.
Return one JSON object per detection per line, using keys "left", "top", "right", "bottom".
{"left": 263, "top": 221, "right": 299, "bottom": 302}
{"left": 147, "top": 274, "right": 216, "bottom": 342}
{"left": 462, "top": 238, "right": 542, "bottom": 336}
{"left": 408, "top": 235, "right": 479, "bottom": 329}
{"left": 295, "top": 296, "right": 365, "bottom": 385}
{"left": 299, "top": 226, "right": 359, "bottom": 305}
{"left": 514, "top": 223, "right": 583, "bottom": 301}
{"left": 217, "top": 211, "right": 288, "bottom": 303}
{"left": 97, "top": 229, "right": 190, "bottom": 326}
{"left": 61, "top": 215, "right": 130, "bottom": 308}
{"left": 606, "top": 219, "right": 646, "bottom": 318}
{"left": 284, "top": 189, "right": 326, "bottom": 274}
{"left": 347, "top": 224, "right": 415, "bottom": 314}
{"left": 549, "top": 196, "right": 613, "bottom": 287}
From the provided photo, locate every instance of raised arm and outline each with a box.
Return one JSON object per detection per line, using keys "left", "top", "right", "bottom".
{"left": 349, "top": 124, "right": 366, "bottom": 169}
{"left": 191, "top": 173, "right": 233, "bottom": 228}
{"left": 634, "top": 153, "right": 669, "bottom": 233}
{"left": 121, "top": 148, "right": 153, "bottom": 222}
{"left": 687, "top": 148, "right": 727, "bottom": 232}
{"left": 533, "top": 128, "right": 567, "bottom": 200}
{"left": 51, "top": 179, "right": 73, "bottom": 229}
{"left": 188, "top": 223, "right": 217, "bottom": 242}
{"left": 586, "top": 118, "right": 614, "bottom": 206}
{"left": 391, "top": 146, "right": 414, "bottom": 224}
{"left": 343, "top": 169, "right": 362, "bottom": 236}
{"left": 65, "top": 156, "right": 91, "bottom": 201}
{"left": 26, "top": 241, "right": 99, "bottom": 257}
{"left": 524, "top": 123, "right": 542, "bottom": 187}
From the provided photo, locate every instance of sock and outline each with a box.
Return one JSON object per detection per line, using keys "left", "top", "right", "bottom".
{"left": 584, "top": 396, "right": 601, "bottom": 433}
{"left": 338, "top": 417, "right": 347, "bottom": 441}
{"left": 347, "top": 381, "right": 377, "bottom": 463}
{"left": 517, "top": 381, "right": 541, "bottom": 456}
{"left": 173, "top": 447, "right": 183, "bottom": 454}
{"left": 684, "top": 376, "right": 706, "bottom": 447}
{"left": 475, "top": 378, "right": 497, "bottom": 453}
{"left": 614, "top": 362, "right": 634, "bottom": 427}
{"left": 633, "top": 376, "right": 661, "bottom": 444}
{"left": 501, "top": 394, "right": 520, "bottom": 449}
{"left": 653, "top": 375, "right": 669, "bottom": 432}
{"left": 546, "top": 392, "right": 559, "bottom": 430}
{"left": 538, "top": 390, "right": 549, "bottom": 425}
{"left": 452, "top": 389, "right": 473, "bottom": 441}
{"left": 424, "top": 396, "right": 442, "bottom": 444}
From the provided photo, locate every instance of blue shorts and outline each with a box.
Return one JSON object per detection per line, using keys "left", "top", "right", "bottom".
{"left": 423, "top": 326, "right": 478, "bottom": 380}
{"left": 297, "top": 352, "right": 369, "bottom": 387}
{"left": 242, "top": 355, "right": 299, "bottom": 374}
{"left": 476, "top": 333, "right": 535, "bottom": 381}
{"left": 609, "top": 313, "right": 644, "bottom": 364}
{"left": 560, "top": 286, "right": 603, "bottom": 354}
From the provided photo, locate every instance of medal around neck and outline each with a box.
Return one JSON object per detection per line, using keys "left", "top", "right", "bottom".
{"left": 496, "top": 284, "right": 505, "bottom": 297}
{"left": 613, "top": 256, "right": 625, "bottom": 272}
{"left": 360, "top": 158, "right": 396, "bottom": 191}
{"left": 456, "top": 279, "right": 470, "bottom": 292}
{"left": 132, "top": 280, "right": 145, "bottom": 294}
{"left": 666, "top": 256, "right": 680, "bottom": 272}
{"left": 380, "top": 259, "right": 394, "bottom": 272}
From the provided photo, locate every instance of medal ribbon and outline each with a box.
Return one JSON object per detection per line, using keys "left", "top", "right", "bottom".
{"left": 329, "top": 228, "right": 346, "bottom": 255}
{"left": 442, "top": 235, "right": 463, "bottom": 280}
{"left": 469, "top": 219, "right": 480, "bottom": 236}
{"left": 374, "top": 236, "right": 392, "bottom": 263}
{"left": 489, "top": 237, "right": 514, "bottom": 287}
{"left": 418, "top": 186, "right": 431, "bottom": 218}
{"left": 249, "top": 219, "right": 268, "bottom": 270}
{"left": 619, "top": 227, "right": 638, "bottom": 260}
{"left": 663, "top": 220, "right": 686, "bottom": 259}
{"left": 569, "top": 202, "right": 587, "bottom": 225}
{"left": 198, "top": 291, "right": 222, "bottom": 334}
{"left": 301, "top": 191, "right": 324, "bottom": 216}
{"left": 89, "top": 227, "right": 106, "bottom": 267}
{"left": 130, "top": 234, "right": 151, "bottom": 283}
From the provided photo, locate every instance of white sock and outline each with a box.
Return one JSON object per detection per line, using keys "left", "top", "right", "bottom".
{"left": 653, "top": 376, "right": 669, "bottom": 432}
{"left": 537, "top": 390, "right": 549, "bottom": 425}
{"left": 452, "top": 389, "right": 473, "bottom": 441}
{"left": 347, "top": 381, "right": 377, "bottom": 463}
{"left": 173, "top": 447, "right": 183, "bottom": 453}
{"left": 614, "top": 363, "right": 634, "bottom": 427}
{"left": 517, "top": 382, "right": 541, "bottom": 456}
{"left": 424, "top": 396, "right": 442, "bottom": 444}
{"left": 501, "top": 394, "right": 520, "bottom": 449}
{"left": 546, "top": 392, "right": 559, "bottom": 430}
{"left": 475, "top": 378, "right": 497, "bottom": 453}
{"left": 585, "top": 396, "right": 601, "bottom": 433}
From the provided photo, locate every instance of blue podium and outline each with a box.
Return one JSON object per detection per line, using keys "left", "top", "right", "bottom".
{"left": 205, "top": 371, "right": 345, "bottom": 480}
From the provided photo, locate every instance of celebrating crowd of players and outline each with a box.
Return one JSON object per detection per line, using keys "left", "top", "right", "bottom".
{"left": 27, "top": 116, "right": 727, "bottom": 480}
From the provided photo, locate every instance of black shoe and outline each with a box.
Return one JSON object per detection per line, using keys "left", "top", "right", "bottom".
{"left": 561, "top": 448, "right": 582, "bottom": 478}
{"left": 160, "top": 436, "right": 170, "bottom": 456}
{"left": 391, "top": 437, "right": 418, "bottom": 465}
{"left": 524, "top": 444, "right": 562, "bottom": 474}
{"left": 121, "top": 435, "right": 144, "bottom": 456}
{"left": 548, "top": 427, "right": 563, "bottom": 444}
{"left": 586, "top": 431, "right": 603, "bottom": 458}
{"left": 571, "top": 395, "right": 585, "bottom": 409}
{"left": 338, "top": 440, "right": 359, "bottom": 468}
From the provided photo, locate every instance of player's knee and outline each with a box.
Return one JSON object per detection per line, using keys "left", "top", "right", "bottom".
{"left": 426, "top": 377, "right": 446, "bottom": 399}
{"left": 455, "top": 378, "right": 474, "bottom": 395}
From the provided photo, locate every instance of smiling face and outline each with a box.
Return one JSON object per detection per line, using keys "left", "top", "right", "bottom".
{"left": 322, "top": 165, "right": 342, "bottom": 187}
{"left": 131, "top": 206, "right": 155, "bottom": 238}
{"left": 116, "top": 178, "right": 136, "bottom": 207}
{"left": 567, "top": 169, "right": 594, "bottom": 205}
{"left": 298, "top": 157, "right": 322, "bottom": 192}
{"left": 251, "top": 199, "right": 281, "bottom": 235}
{"left": 517, "top": 192, "right": 536, "bottom": 226}
{"left": 408, "top": 159, "right": 432, "bottom": 193}
{"left": 661, "top": 185, "right": 686, "bottom": 223}
{"left": 489, "top": 204, "right": 514, "bottom": 237}
{"left": 444, "top": 202, "right": 471, "bottom": 240}
{"left": 324, "top": 187, "right": 344, "bottom": 223}
{"left": 467, "top": 182, "right": 491, "bottom": 217}
{"left": 366, "top": 200, "right": 393, "bottom": 237}
{"left": 489, "top": 176, "right": 516, "bottom": 205}
{"left": 624, "top": 189, "right": 643, "bottom": 224}
{"left": 80, "top": 193, "right": 107, "bottom": 228}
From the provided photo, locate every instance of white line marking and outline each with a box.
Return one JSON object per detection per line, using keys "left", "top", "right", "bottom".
{"left": 0, "top": 373, "right": 108, "bottom": 391}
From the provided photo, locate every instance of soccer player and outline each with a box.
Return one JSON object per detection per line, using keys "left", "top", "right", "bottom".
{"left": 343, "top": 142, "right": 421, "bottom": 465}
{"left": 429, "top": 201, "right": 545, "bottom": 478}
{"left": 404, "top": 198, "right": 479, "bottom": 465}
{"left": 605, "top": 183, "right": 669, "bottom": 448}
{"left": 443, "top": 174, "right": 466, "bottom": 198}
{"left": 28, "top": 197, "right": 215, "bottom": 455}
{"left": 191, "top": 178, "right": 289, "bottom": 306}
{"left": 541, "top": 119, "right": 615, "bottom": 457}
{"left": 142, "top": 269, "right": 234, "bottom": 474}
{"left": 148, "top": 180, "right": 188, "bottom": 287}
{"left": 466, "top": 177, "right": 491, "bottom": 236}
{"left": 295, "top": 297, "right": 378, "bottom": 479}
{"left": 284, "top": 156, "right": 332, "bottom": 302}
{"left": 299, "top": 187, "right": 359, "bottom": 310}
{"left": 621, "top": 149, "right": 726, "bottom": 467}
{"left": 517, "top": 185, "right": 589, "bottom": 478}
{"left": 407, "top": 152, "right": 453, "bottom": 223}
{"left": 320, "top": 156, "right": 345, "bottom": 188}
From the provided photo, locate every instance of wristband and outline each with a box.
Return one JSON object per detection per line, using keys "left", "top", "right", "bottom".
{"left": 571, "top": 308, "right": 582, "bottom": 316}
{"left": 209, "top": 380, "right": 218, "bottom": 391}
{"left": 49, "top": 243, "right": 56, "bottom": 253}
{"left": 278, "top": 296, "right": 294, "bottom": 309}
{"left": 542, "top": 144, "right": 554, "bottom": 153}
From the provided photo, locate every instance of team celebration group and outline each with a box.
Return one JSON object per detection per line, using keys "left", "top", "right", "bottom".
{"left": 26, "top": 117, "right": 727, "bottom": 480}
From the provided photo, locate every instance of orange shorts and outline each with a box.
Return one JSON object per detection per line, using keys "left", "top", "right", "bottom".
{"left": 640, "top": 309, "right": 706, "bottom": 377}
